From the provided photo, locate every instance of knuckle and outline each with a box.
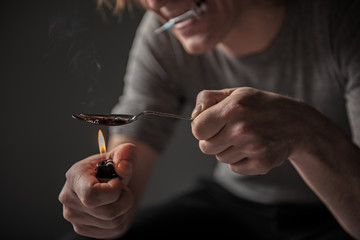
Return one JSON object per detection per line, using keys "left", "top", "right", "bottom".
{"left": 97, "top": 192, "right": 134, "bottom": 221}
{"left": 191, "top": 120, "right": 206, "bottom": 140}
{"left": 222, "top": 101, "right": 242, "bottom": 119}
{"left": 235, "top": 86, "right": 258, "bottom": 98}
{"left": 197, "top": 89, "right": 212, "bottom": 100}
{"left": 62, "top": 206, "right": 75, "bottom": 222}
{"left": 198, "top": 140, "right": 212, "bottom": 154}
{"left": 80, "top": 187, "right": 100, "bottom": 208}
{"left": 228, "top": 157, "right": 248, "bottom": 174}
{"left": 233, "top": 122, "right": 249, "bottom": 137}
{"left": 100, "top": 206, "right": 120, "bottom": 221}
{"left": 73, "top": 225, "right": 88, "bottom": 237}
{"left": 58, "top": 188, "right": 76, "bottom": 206}
{"left": 234, "top": 87, "right": 264, "bottom": 105}
{"left": 80, "top": 197, "right": 94, "bottom": 209}
{"left": 246, "top": 142, "right": 265, "bottom": 154}
{"left": 107, "top": 216, "right": 125, "bottom": 229}
{"left": 215, "top": 148, "right": 232, "bottom": 163}
{"left": 215, "top": 153, "right": 227, "bottom": 163}
{"left": 238, "top": 86, "right": 256, "bottom": 93}
{"left": 228, "top": 163, "right": 243, "bottom": 174}
{"left": 58, "top": 191, "right": 67, "bottom": 205}
{"left": 73, "top": 222, "right": 125, "bottom": 239}
{"left": 227, "top": 157, "right": 271, "bottom": 175}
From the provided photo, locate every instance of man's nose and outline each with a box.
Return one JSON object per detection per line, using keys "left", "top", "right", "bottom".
{"left": 145, "top": 0, "right": 168, "bottom": 10}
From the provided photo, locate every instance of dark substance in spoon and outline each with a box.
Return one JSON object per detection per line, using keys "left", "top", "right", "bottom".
{"left": 72, "top": 114, "right": 134, "bottom": 126}
{"left": 73, "top": 111, "right": 192, "bottom": 126}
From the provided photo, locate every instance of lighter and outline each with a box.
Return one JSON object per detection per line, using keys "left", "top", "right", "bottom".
{"left": 96, "top": 130, "right": 118, "bottom": 182}
{"left": 95, "top": 159, "right": 117, "bottom": 179}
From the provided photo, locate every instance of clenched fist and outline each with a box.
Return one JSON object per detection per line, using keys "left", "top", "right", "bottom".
{"left": 191, "top": 87, "right": 323, "bottom": 175}
{"left": 59, "top": 143, "right": 136, "bottom": 239}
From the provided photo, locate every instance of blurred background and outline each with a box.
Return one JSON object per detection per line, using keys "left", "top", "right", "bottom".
{"left": 0, "top": 0, "right": 215, "bottom": 239}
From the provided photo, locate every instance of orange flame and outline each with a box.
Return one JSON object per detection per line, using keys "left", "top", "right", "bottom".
{"left": 98, "top": 130, "right": 106, "bottom": 154}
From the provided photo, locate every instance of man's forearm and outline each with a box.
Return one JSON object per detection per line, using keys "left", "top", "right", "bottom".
{"left": 289, "top": 126, "right": 360, "bottom": 239}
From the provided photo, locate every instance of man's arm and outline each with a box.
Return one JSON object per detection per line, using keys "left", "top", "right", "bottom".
{"left": 191, "top": 87, "right": 360, "bottom": 239}
{"left": 289, "top": 122, "right": 360, "bottom": 239}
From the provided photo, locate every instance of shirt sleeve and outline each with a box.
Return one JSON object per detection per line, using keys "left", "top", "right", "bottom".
{"left": 331, "top": 0, "right": 360, "bottom": 146}
{"left": 109, "top": 11, "right": 187, "bottom": 152}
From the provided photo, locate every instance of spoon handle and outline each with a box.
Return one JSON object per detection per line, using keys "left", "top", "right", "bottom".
{"left": 143, "top": 110, "right": 192, "bottom": 120}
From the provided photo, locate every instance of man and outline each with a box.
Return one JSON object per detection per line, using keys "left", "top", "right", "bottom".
{"left": 59, "top": 0, "right": 360, "bottom": 239}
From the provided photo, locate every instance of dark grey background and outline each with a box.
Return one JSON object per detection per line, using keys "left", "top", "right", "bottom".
{"left": 0, "top": 0, "right": 215, "bottom": 239}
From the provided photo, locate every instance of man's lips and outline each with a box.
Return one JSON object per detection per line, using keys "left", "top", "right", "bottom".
{"left": 154, "top": 0, "right": 208, "bottom": 34}
{"left": 161, "top": 0, "right": 207, "bottom": 21}
{"left": 173, "top": 17, "right": 196, "bottom": 30}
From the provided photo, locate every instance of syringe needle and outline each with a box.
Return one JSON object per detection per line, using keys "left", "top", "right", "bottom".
{"left": 154, "top": 7, "right": 200, "bottom": 34}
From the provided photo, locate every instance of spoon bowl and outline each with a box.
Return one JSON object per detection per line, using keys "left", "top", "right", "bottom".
{"left": 72, "top": 111, "right": 192, "bottom": 126}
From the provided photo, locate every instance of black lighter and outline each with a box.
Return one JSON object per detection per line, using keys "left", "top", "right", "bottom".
{"left": 95, "top": 159, "right": 118, "bottom": 181}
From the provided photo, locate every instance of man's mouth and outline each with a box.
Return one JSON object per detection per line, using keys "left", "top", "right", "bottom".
{"left": 154, "top": 0, "right": 208, "bottom": 34}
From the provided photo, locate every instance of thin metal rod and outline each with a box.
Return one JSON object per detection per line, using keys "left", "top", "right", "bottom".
{"left": 143, "top": 110, "right": 193, "bottom": 120}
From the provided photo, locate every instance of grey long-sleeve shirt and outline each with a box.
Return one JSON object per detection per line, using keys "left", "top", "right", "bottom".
{"left": 110, "top": 0, "right": 360, "bottom": 204}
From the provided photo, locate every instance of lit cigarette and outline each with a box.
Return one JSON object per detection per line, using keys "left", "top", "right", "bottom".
{"left": 95, "top": 130, "right": 117, "bottom": 180}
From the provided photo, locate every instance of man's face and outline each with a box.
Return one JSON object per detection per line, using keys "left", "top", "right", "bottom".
{"left": 140, "top": 0, "right": 241, "bottom": 54}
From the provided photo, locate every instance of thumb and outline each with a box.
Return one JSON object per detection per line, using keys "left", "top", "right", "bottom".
{"left": 111, "top": 143, "right": 137, "bottom": 185}
{"left": 191, "top": 88, "right": 236, "bottom": 119}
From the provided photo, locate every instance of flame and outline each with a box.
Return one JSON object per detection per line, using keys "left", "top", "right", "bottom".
{"left": 98, "top": 129, "right": 106, "bottom": 154}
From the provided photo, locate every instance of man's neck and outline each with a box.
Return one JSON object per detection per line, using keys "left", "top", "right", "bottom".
{"left": 219, "top": 0, "right": 286, "bottom": 57}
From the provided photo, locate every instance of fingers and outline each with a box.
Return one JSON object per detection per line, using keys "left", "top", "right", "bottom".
{"left": 192, "top": 98, "right": 240, "bottom": 141}
{"left": 62, "top": 155, "right": 122, "bottom": 208}
{"left": 59, "top": 143, "right": 137, "bottom": 239}
{"left": 215, "top": 146, "right": 248, "bottom": 164}
{"left": 72, "top": 143, "right": 136, "bottom": 207}
{"left": 199, "top": 123, "right": 262, "bottom": 164}
{"left": 72, "top": 220, "right": 129, "bottom": 240}
{"left": 87, "top": 190, "right": 134, "bottom": 220}
{"left": 191, "top": 87, "right": 292, "bottom": 176}
{"left": 110, "top": 143, "right": 137, "bottom": 185}
{"left": 62, "top": 206, "right": 126, "bottom": 230}
{"left": 60, "top": 183, "right": 134, "bottom": 220}
{"left": 59, "top": 143, "right": 136, "bottom": 209}
{"left": 198, "top": 123, "right": 236, "bottom": 155}
{"left": 227, "top": 157, "right": 276, "bottom": 176}
{"left": 191, "top": 88, "right": 235, "bottom": 119}
{"left": 60, "top": 177, "right": 134, "bottom": 238}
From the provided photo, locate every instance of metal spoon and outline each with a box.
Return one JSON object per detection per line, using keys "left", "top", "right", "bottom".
{"left": 72, "top": 110, "right": 193, "bottom": 126}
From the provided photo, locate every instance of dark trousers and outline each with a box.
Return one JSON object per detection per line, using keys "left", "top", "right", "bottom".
{"left": 61, "top": 178, "right": 354, "bottom": 239}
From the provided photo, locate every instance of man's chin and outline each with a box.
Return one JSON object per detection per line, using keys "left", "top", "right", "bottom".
{"left": 180, "top": 38, "right": 214, "bottom": 55}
